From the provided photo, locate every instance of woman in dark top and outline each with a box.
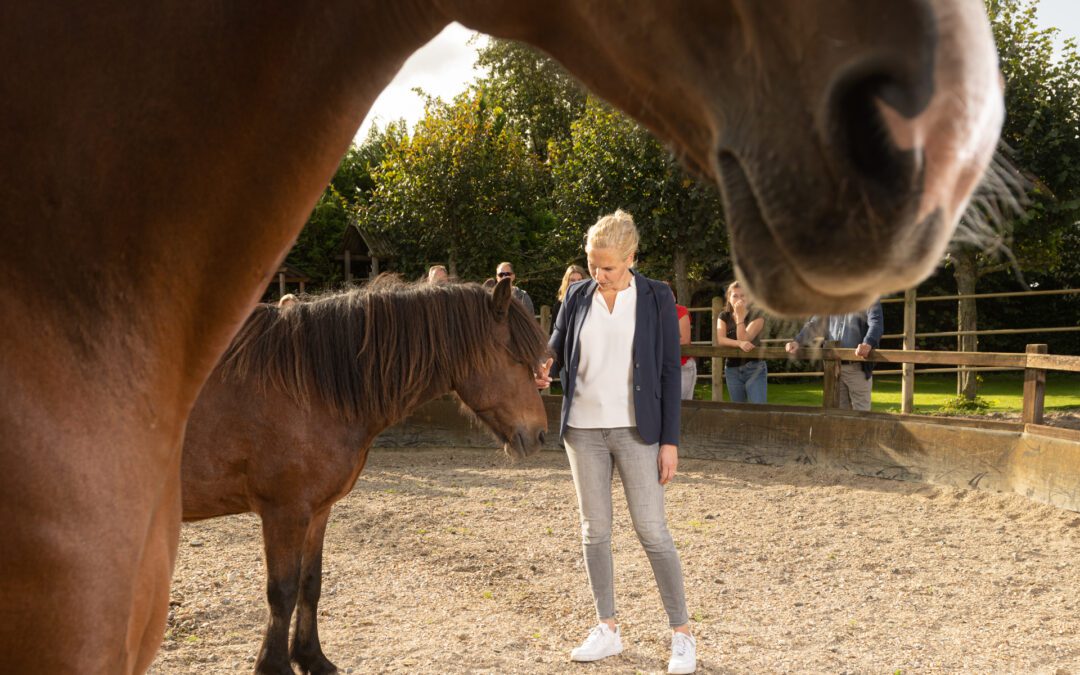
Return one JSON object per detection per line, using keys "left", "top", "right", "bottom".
{"left": 715, "top": 280, "right": 767, "bottom": 403}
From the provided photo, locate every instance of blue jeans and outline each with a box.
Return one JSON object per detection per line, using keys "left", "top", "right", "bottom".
{"left": 725, "top": 360, "right": 768, "bottom": 403}
{"left": 563, "top": 427, "right": 690, "bottom": 627}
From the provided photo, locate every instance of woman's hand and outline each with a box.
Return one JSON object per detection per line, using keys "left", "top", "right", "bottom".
{"left": 739, "top": 340, "right": 755, "bottom": 352}
{"left": 733, "top": 299, "right": 747, "bottom": 321}
{"left": 658, "top": 444, "right": 679, "bottom": 484}
{"left": 534, "top": 357, "right": 553, "bottom": 389}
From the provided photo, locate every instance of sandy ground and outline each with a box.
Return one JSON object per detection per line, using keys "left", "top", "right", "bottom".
{"left": 151, "top": 447, "right": 1080, "bottom": 674}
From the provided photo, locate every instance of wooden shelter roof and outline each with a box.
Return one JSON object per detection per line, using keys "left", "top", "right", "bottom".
{"left": 340, "top": 219, "right": 397, "bottom": 259}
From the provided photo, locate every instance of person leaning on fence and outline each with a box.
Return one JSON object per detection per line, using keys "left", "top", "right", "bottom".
{"left": 785, "top": 300, "right": 884, "bottom": 411}
{"left": 716, "top": 281, "right": 767, "bottom": 403}
{"left": 534, "top": 209, "right": 696, "bottom": 674}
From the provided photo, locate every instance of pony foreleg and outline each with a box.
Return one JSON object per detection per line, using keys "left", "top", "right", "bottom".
{"left": 255, "top": 509, "right": 308, "bottom": 675}
{"left": 290, "top": 508, "right": 336, "bottom": 675}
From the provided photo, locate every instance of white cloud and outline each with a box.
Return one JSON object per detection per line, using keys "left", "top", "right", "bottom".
{"left": 356, "top": 23, "right": 486, "bottom": 141}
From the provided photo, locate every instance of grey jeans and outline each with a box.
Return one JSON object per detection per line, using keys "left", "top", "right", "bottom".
{"left": 838, "top": 363, "right": 873, "bottom": 411}
{"left": 563, "top": 426, "right": 689, "bottom": 627}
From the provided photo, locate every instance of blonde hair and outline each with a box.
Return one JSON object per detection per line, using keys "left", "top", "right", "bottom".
{"left": 585, "top": 209, "right": 639, "bottom": 262}
{"left": 557, "top": 264, "right": 588, "bottom": 301}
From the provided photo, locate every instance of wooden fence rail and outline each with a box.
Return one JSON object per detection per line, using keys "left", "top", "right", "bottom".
{"left": 681, "top": 343, "right": 1080, "bottom": 424}
{"left": 538, "top": 285, "right": 1077, "bottom": 414}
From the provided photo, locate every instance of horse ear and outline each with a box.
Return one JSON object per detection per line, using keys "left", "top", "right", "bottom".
{"left": 492, "top": 277, "right": 512, "bottom": 321}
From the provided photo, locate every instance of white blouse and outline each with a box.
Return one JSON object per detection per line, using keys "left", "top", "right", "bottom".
{"left": 567, "top": 276, "right": 637, "bottom": 429}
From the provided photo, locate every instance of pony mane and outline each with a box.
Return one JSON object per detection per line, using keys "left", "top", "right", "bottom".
{"left": 217, "top": 276, "right": 550, "bottom": 424}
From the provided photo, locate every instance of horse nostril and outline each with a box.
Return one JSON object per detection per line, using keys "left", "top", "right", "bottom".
{"left": 537, "top": 430, "right": 546, "bottom": 446}
{"left": 829, "top": 68, "right": 918, "bottom": 197}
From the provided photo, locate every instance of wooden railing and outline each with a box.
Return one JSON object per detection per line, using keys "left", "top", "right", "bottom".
{"left": 681, "top": 343, "right": 1080, "bottom": 425}
{"left": 536, "top": 286, "right": 1077, "bottom": 415}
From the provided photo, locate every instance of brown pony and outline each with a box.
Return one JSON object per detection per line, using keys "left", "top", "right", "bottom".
{"left": 0, "top": 1, "right": 1002, "bottom": 671}
{"left": 181, "top": 277, "right": 548, "bottom": 675}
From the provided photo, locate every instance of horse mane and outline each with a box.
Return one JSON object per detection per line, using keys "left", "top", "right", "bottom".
{"left": 217, "top": 275, "right": 550, "bottom": 424}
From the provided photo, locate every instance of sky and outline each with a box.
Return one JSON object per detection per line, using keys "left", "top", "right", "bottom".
{"left": 356, "top": 2, "right": 1080, "bottom": 142}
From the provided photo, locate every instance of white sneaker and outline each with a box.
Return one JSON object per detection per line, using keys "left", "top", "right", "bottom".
{"left": 570, "top": 623, "right": 623, "bottom": 662}
{"left": 668, "top": 631, "right": 696, "bottom": 674}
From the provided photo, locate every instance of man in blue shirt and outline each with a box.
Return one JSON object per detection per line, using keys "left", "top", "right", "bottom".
{"left": 785, "top": 301, "right": 884, "bottom": 411}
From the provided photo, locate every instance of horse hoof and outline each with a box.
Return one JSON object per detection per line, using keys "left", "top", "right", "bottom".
{"left": 293, "top": 652, "right": 338, "bottom": 675}
{"left": 253, "top": 661, "right": 295, "bottom": 675}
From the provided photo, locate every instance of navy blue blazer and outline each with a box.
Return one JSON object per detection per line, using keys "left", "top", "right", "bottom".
{"left": 548, "top": 271, "right": 682, "bottom": 446}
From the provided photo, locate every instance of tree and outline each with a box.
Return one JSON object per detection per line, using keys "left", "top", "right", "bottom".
{"left": 475, "top": 39, "right": 587, "bottom": 161}
{"left": 550, "top": 97, "right": 728, "bottom": 303}
{"left": 949, "top": 0, "right": 1080, "bottom": 397}
{"left": 360, "top": 88, "right": 550, "bottom": 282}
{"left": 280, "top": 124, "right": 401, "bottom": 290}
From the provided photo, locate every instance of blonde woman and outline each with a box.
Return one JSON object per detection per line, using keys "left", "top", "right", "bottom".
{"left": 535, "top": 210, "right": 696, "bottom": 674}
{"left": 552, "top": 264, "right": 588, "bottom": 320}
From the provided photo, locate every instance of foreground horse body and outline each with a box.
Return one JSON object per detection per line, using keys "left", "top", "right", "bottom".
{"left": 0, "top": 1, "right": 1002, "bottom": 671}
{"left": 182, "top": 278, "right": 549, "bottom": 674}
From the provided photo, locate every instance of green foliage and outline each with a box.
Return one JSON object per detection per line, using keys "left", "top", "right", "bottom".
{"left": 970, "top": 0, "right": 1080, "bottom": 275}
{"left": 284, "top": 185, "right": 349, "bottom": 287}
{"left": 475, "top": 39, "right": 587, "bottom": 160}
{"left": 359, "top": 88, "right": 550, "bottom": 282}
{"left": 550, "top": 97, "right": 728, "bottom": 293}
{"left": 938, "top": 395, "right": 993, "bottom": 415}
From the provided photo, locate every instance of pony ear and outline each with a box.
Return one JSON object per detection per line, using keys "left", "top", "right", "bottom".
{"left": 492, "top": 277, "right": 512, "bottom": 321}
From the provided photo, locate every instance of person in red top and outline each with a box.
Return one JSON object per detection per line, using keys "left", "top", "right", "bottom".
{"left": 666, "top": 284, "right": 695, "bottom": 400}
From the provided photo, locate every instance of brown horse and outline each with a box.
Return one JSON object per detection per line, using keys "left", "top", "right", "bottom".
{"left": 0, "top": 1, "right": 1002, "bottom": 671}
{"left": 181, "top": 277, "right": 549, "bottom": 675}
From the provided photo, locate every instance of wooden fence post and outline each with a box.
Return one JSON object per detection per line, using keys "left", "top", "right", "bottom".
{"left": 711, "top": 296, "right": 724, "bottom": 401}
{"left": 1022, "top": 343, "right": 1048, "bottom": 425}
{"left": 901, "top": 288, "right": 916, "bottom": 414}
{"left": 822, "top": 340, "right": 840, "bottom": 408}
{"left": 539, "top": 305, "right": 551, "bottom": 335}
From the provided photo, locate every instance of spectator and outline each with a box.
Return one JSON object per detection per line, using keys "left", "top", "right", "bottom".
{"left": 277, "top": 293, "right": 299, "bottom": 308}
{"left": 427, "top": 264, "right": 449, "bottom": 284}
{"left": 553, "top": 264, "right": 588, "bottom": 320}
{"left": 785, "top": 301, "right": 884, "bottom": 411}
{"left": 716, "top": 281, "right": 767, "bottom": 403}
{"left": 496, "top": 262, "right": 535, "bottom": 318}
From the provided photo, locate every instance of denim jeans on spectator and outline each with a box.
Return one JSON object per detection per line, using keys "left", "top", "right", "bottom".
{"left": 725, "top": 360, "right": 768, "bottom": 403}
{"left": 563, "top": 426, "right": 690, "bottom": 627}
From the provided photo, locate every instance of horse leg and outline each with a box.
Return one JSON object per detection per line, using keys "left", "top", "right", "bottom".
{"left": 290, "top": 508, "right": 336, "bottom": 674}
{"left": 255, "top": 509, "right": 309, "bottom": 675}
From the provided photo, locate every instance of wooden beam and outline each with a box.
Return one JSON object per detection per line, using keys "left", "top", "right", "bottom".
{"left": 1023, "top": 344, "right": 1048, "bottom": 425}
{"left": 822, "top": 341, "right": 840, "bottom": 408}
{"left": 901, "top": 288, "right": 916, "bottom": 414}
{"left": 711, "top": 296, "right": 723, "bottom": 402}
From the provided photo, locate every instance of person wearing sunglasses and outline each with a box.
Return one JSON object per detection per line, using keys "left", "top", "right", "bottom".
{"left": 534, "top": 210, "right": 696, "bottom": 674}
{"left": 495, "top": 262, "right": 535, "bottom": 319}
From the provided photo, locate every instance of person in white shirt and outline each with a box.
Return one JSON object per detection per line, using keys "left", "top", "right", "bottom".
{"left": 535, "top": 210, "right": 696, "bottom": 674}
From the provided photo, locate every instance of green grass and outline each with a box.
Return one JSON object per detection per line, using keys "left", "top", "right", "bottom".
{"left": 693, "top": 372, "right": 1080, "bottom": 415}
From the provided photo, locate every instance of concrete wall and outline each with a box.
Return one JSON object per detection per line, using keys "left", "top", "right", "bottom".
{"left": 375, "top": 396, "right": 1080, "bottom": 512}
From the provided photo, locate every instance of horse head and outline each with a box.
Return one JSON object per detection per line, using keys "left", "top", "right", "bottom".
{"left": 450, "top": 0, "right": 1003, "bottom": 314}
{"left": 453, "top": 278, "right": 549, "bottom": 459}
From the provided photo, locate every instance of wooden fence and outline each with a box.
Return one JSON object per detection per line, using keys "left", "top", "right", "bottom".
{"left": 536, "top": 286, "right": 1078, "bottom": 415}
{"left": 681, "top": 343, "right": 1080, "bottom": 425}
